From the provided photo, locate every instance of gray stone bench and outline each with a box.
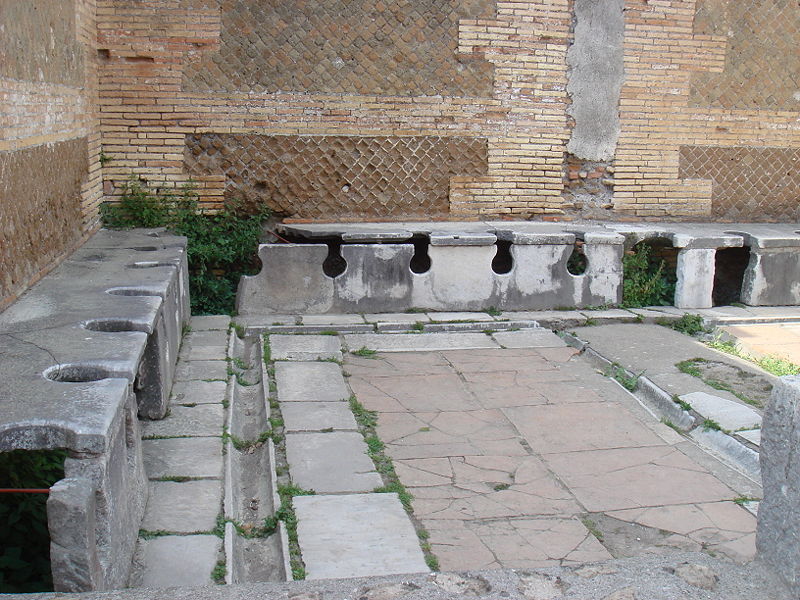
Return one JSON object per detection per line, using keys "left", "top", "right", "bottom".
{"left": 238, "top": 222, "right": 800, "bottom": 314}
{"left": 0, "top": 228, "right": 189, "bottom": 591}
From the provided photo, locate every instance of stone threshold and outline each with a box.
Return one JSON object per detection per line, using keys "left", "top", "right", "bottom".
{"left": 236, "top": 305, "right": 800, "bottom": 337}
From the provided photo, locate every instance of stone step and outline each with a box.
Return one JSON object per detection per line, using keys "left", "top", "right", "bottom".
{"left": 343, "top": 332, "right": 500, "bottom": 352}
{"left": 294, "top": 493, "right": 428, "bottom": 580}
{"left": 140, "top": 480, "right": 222, "bottom": 534}
{"left": 130, "top": 535, "right": 222, "bottom": 589}
{"left": 274, "top": 361, "right": 350, "bottom": 403}
{"left": 679, "top": 391, "right": 762, "bottom": 431}
{"left": 282, "top": 401, "right": 358, "bottom": 432}
{"left": 270, "top": 334, "right": 343, "bottom": 361}
{"left": 285, "top": 432, "right": 382, "bottom": 494}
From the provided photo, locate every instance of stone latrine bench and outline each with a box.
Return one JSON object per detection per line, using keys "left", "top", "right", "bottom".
{"left": 237, "top": 222, "right": 800, "bottom": 315}
{"left": 0, "top": 228, "right": 189, "bottom": 591}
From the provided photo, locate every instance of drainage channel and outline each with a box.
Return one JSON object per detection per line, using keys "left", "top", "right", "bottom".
{"left": 224, "top": 329, "right": 430, "bottom": 583}
{"left": 223, "top": 332, "right": 288, "bottom": 583}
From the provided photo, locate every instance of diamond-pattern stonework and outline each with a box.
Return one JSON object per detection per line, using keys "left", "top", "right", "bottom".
{"left": 182, "top": 0, "right": 495, "bottom": 96}
{"left": 184, "top": 134, "right": 489, "bottom": 218}
{"left": 679, "top": 146, "right": 800, "bottom": 221}
{"left": 690, "top": 0, "right": 800, "bottom": 110}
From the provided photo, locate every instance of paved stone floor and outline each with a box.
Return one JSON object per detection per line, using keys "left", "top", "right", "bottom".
{"left": 344, "top": 330, "right": 757, "bottom": 571}
{"left": 129, "top": 315, "right": 229, "bottom": 588}
{"left": 722, "top": 323, "right": 800, "bottom": 364}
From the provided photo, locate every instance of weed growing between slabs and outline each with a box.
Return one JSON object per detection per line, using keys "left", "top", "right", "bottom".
{"left": 348, "top": 395, "right": 439, "bottom": 571}
{"left": 605, "top": 363, "right": 643, "bottom": 392}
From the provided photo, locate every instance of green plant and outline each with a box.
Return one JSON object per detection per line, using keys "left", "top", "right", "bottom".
{"left": 702, "top": 418, "right": 722, "bottom": 432}
{"left": 580, "top": 517, "right": 604, "bottom": 543}
{"left": 276, "top": 483, "right": 315, "bottom": 580}
{"left": 621, "top": 243, "right": 675, "bottom": 308}
{"left": 660, "top": 418, "right": 683, "bottom": 435}
{"left": 211, "top": 560, "right": 226, "bottom": 584}
{"left": 351, "top": 346, "right": 378, "bottom": 358}
{"left": 0, "top": 449, "right": 67, "bottom": 593}
{"left": 607, "top": 363, "right": 642, "bottom": 391}
{"left": 493, "top": 483, "right": 511, "bottom": 491}
{"left": 672, "top": 395, "right": 693, "bottom": 412}
{"left": 733, "top": 495, "right": 760, "bottom": 506}
{"left": 484, "top": 306, "right": 502, "bottom": 317}
{"left": 100, "top": 176, "right": 270, "bottom": 315}
{"left": 100, "top": 175, "right": 169, "bottom": 229}
{"left": 319, "top": 330, "right": 339, "bottom": 336}
{"left": 411, "top": 321, "right": 425, "bottom": 332}
{"left": 668, "top": 314, "right": 706, "bottom": 336}
{"left": 99, "top": 150, "right": 112, "bottom": 166}
{"left": 224, "top": 430, "right": 272, "bottom": 452}
{"left": 349, "top": 395, "right": 377, "bottom": 429}
{"left": 138, "top": 529, "right": 172, "bottom": 540}
{"left": 263, "top": 336, "right": 272, "bottom": 364}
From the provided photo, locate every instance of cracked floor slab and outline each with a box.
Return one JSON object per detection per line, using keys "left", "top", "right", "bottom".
{"left": 343, "top": 342, "right": 756, "bottom": 569}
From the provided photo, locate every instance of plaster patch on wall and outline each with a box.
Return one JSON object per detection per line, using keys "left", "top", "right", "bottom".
{"left": 565, "top": 0, "right": 625, "bottom": 161}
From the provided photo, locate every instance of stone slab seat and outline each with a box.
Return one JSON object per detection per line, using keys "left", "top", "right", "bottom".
{"left": 0, "top": 228, "right": 190, "bottom": 591}
{"left": 81, "top": 227, "right": 187, "bottom": 250}
{"left": 0, "top": 237, "right": 190, "bottom": 419}
{"left": 0, "top": 331, "right": 149, "bottom": 591}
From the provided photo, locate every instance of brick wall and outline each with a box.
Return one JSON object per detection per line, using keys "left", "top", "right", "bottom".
{"left": 0, "top": 0, "right": 102, "bottom": 309}
{"left": 2, "top": 0, "right": 798, "bottom": 307}
{"left": 95, "top": 0, "right": 799, "bottom": 223}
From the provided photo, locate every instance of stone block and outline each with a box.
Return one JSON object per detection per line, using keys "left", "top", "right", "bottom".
{"left": 343, "top": 332, "right": 500, "bottom": 352}
{"left": 492, "top": 330, "right": 567, "bottom": 349}
{"left": 48, "top": 478, "right": 103, "bottom": 592}
{"left": 580, "top": 236, "right": 624, "bottom": 306}
{"left": 502, "top": 243, "right": 573, "bottom": 310}
{"left": 757, "top": 376, "right": 800, "bottom": 594}
{"left": 742, "top": 247, "right": 800, "bottom": 306}
{"left": 679, "top": 391, "right": 761, "bottom": 431}
{"left": 285, "top": 432, "right": 382, "bottom": 493}
{"left": 190, "top": 315, "right": 231, "bottom": 331}
{"left": 237, "top": 244, "right": 334, "bottom": 314}
{"left": 334, "top": 244, "right": 414, "bottom": 313}
{"left": 675, "top": 248, "right": 716, "bottom": 309}
{"left": 294, "top": 493, "right": 428, "bottom": 579}
{"left": 175, "top": 359, "right": 229, "bottom": 382}
{"left": 142, "top": 437, "right": 223, "bottom": 480}
{"left": 170, "top": 380, "right": 226, "bottom": 405}
{"left": 274, "top": 362, "right": 350, "bottom": 402}
{"left": 282, "top": 402, "right": 358, "bottom": 432}
{"left": 413, "top": 245, "right": 497, "bottom": 311}
{"left": 140, "top": 480, "right": 223, "bottom": 533}
{"left": 132, "top": 535, "right": 220, "bottom": 589}
{"left": 140, "top": 404, "right": 224, "bottom": 439}
{"left": 270, "top": 334, "right": 342, "bottom": 361}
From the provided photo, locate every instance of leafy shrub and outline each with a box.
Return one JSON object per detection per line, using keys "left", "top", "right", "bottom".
{"left": 0, "top": 449, "right": 67, "bottom": 593}
{"left": 621, "top": 243, "right": 675, "bottom": 307}
{"left": 100, "top": 177, "right": 270, "bottom": 315}
{"left": 669, "top": 313, "right": 706, "bottom": 336}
